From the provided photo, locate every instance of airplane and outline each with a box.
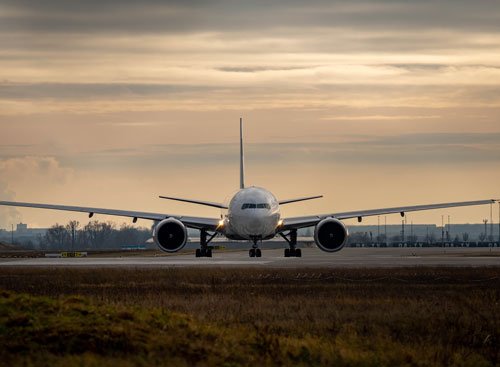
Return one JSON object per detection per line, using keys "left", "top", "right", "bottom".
{"left": 0, "top": 119, "right": 497, "bottom": 258}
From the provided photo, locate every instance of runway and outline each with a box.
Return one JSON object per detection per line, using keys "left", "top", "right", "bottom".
{"left": 1, "top": 247, "right": 499, "bottom": 268}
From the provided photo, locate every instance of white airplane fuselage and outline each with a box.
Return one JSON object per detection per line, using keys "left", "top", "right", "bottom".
{"left": 223, "top": 186, "right": 281, "bottom": 240}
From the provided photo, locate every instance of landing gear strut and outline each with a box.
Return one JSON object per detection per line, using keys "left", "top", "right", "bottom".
{"left": 279, "top": 229, "right": 302, "bottom": 257}
{"left": 249, "top": 236, "right": 262, "bottom": 258}
{"left": 195, "top": 229, "right": 217, "bottom": 258}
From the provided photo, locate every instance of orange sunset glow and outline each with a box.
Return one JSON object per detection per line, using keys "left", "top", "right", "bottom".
{"left": 1, "top": 0, "right": 499, "bottom": 228}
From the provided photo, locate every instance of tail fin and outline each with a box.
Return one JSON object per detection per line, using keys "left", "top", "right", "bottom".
{"left": 239, "top": 117, "right": 245, "bottom": 189}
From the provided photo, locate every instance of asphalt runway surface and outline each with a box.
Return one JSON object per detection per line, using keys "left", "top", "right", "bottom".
{"left": 1, "top": 247, "right": 499, "bottom": 268}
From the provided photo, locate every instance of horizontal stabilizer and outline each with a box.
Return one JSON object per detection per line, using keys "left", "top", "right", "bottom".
{"left": 279, "top": 195, "right": 323, "bottom": 205}
{"left": 159, "top": 196, "right": 228, "bottom": 209}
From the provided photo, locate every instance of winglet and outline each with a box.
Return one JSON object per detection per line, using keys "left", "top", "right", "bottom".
{"left": 239, "top": 117, "right": 245, "bottom": 190}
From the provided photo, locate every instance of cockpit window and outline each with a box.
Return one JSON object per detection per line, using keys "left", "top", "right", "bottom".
{"left": 241, "top": 203, "right": 270, "bottom": 210}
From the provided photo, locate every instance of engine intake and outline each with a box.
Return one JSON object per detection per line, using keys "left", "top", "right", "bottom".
{"left": 314, "top": 217, "right": 348, "bottom": 252}
{"left": 153, "top": 218, "right": 188, "bottom": 253}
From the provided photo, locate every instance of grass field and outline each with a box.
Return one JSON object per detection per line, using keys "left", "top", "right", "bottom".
{"left": 0, "top": 267, "right": 499, "bottom": 366}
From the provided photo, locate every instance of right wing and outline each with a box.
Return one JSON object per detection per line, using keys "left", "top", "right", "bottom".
{"left": 282, "top": 199, "right": 497, "bottom": 230}
{"left": 0, "top": 200, "right": 220, "bottom": 231}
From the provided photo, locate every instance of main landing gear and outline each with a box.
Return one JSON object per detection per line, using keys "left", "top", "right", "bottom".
{"left": 195, "top": 229, "right": 217, "bottom": 258}
{"left": 249, "top": 236, "right": 262, "bottom": 257}
{"left": 279, "top": 229, "right": 302, "bottom": 257}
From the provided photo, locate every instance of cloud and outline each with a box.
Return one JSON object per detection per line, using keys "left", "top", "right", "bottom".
{"left": 27, "top": 132, "right": 499, "bottom": 174}
{"left": 2, "top": 0, "right": 499, "bottom": 35}
{"left": 321, "top": 115, "right": 441, "bottom": 121}
{"left": 215, "top": 66, "right": 316, "bottom": 73}
{"left": 0, "top": 0, "right": 499, "bottom": 120}
{"left": 0, "top": 82, "right": 213, "bottom": 99}
{"left": 0, "top": 156, "right": 73, "bottom": 183}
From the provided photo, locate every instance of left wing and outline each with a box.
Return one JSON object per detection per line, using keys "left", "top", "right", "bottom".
{"left": 0, "top": 200, "right": 220, "bottom": 231}
{"left": 282, "top": 199, "right": 497, "bottom": 230}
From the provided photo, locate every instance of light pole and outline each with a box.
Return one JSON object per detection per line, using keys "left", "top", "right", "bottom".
{"left": 490, "top": 203, "right": 494, "bottom": 241}
{"left": 384, "top": 216, "right": 387, "bottom": 247}
{"left": 483, "top": 219, "right": 488, "bottom": 243}
{"left": 11, "top": 224, "right": 14, "bottom": 245}
{"left": 441, "top": 215, "right": 444, "bottom": 246}
{"left": 401, "top": 219, "right": 405, "bottom": 245}
{"left": 377, "top": 216, "right": 380, "bottom": 243}
{"left": 448, "top": 215, "right": 451, "bottom": 242}
{"left": 410, "top": 221, "right": 413, "bottom": 245}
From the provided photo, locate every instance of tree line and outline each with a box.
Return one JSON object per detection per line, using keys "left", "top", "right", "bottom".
{"left": 40, "top": 220, "right": 151, "bottom": 251}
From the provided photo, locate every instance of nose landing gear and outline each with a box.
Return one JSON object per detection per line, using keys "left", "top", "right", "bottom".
{"left": 249, "top": 236, "right": 262, "bottom": 257}
{"left": 249, "top": 248, "right": 262, "bottom": 257}
{"left": 279, "top": 229, "right": 302, "bottom": 257}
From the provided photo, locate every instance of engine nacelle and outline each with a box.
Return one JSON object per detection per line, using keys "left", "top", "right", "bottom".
{"left": 153, "top": 218, "right": 188, "bottom": 253}
{"left": 314, "top": 217, "right": 349, "bottom": 252}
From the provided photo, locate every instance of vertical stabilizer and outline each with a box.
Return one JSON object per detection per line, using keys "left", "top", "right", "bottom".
{"left": 239, "top": 117, "right": 245, "bottom": 189}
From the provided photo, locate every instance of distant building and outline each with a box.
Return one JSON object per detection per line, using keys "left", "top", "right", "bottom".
{"left": 0, "top": 223, "right": 48, "bottom": 248}
{"left": 16, "top": 223, "right": 28, "bottom": 234}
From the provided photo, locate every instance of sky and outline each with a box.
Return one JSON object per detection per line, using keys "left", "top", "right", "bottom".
{"left": 1, "top": 0, "right": 499, "bottom": 229}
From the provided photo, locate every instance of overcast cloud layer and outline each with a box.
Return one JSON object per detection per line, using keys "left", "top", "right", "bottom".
{"left": 0, "top": 0, "right": 499, "bottom": 227}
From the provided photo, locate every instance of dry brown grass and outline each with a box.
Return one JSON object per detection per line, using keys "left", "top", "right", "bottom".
{"left": 0, "top": 267, "right": 499, "bottom": 366}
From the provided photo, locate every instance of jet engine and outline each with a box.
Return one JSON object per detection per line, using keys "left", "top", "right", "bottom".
{"left": 153, "top": 218, "right": 188, "bottom": 253}
{"left": 314, "top": 217, "right": 349, "bottom": 252}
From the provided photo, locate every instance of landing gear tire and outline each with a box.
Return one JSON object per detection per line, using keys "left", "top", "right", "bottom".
{"left": 249, "top": 249, "right": 256, "bottom": 257}
{"left": 255, "top": 249, "right": 262, "bottom": 257}
{"left": 196, "top": 248, "right": 213, "bottom": 257}
{"left": 196, "top": 229, "right": 217, "bottom": 257}
{"left": 284, "top": 248, "right": 301, "bottom": 257}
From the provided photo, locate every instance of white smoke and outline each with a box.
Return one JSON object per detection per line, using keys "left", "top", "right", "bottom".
{"left": 0, "top": 156, "right": 74, "bottom": 230}
{"left": 0, "top": 179, "right": 21, "bottom": 230}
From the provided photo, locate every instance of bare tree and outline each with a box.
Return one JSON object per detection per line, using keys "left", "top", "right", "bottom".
{"left": 44, "top": 224, "right": 69, "bottom": 250}
{"left": 66, "top": 220, "right": 80, "bottom": 252}
{"left": 82, "top": 221, "right": 115, "bottom": 249}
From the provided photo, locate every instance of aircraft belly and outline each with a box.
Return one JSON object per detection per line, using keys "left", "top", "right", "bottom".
{"left": 228, "top": 213, "right": 278, "bottom": 240}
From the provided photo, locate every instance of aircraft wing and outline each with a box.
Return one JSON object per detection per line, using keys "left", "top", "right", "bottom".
{"left": 0, "top": 200, "right": 220, "bottom": 231}
{"left": 282, "top": 199, "right": 497, "bottom": 230}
